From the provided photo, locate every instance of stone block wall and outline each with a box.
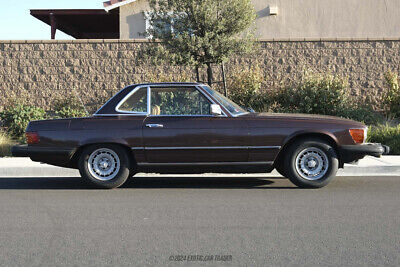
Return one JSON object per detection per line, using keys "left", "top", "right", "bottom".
{"left": 0, "top": 39, "right": 399, "bottom": 112}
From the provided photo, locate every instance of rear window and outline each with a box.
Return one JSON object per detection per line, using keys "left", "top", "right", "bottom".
{"left": 117, "top": 87, "right": 148, "bottom": 113}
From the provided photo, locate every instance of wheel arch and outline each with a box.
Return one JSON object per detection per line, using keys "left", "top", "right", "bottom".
{"left": 274, "top": 131, "right": 342, "bottom": 168}
{"left": 69, "top": 142, "right": 136, "bottom": 169}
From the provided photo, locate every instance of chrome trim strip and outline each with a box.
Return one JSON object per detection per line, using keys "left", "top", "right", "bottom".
{"left": 131, "top": 146, "right": 281, "bottom": 150}
{"left": 137, "top": 161, "right": 273, "bottom": 166}
{"left": 145, "top": 146, "right": 248, "bottom": 150}
{"left": 252, "top": 146, "right": 281, "bottom": 149}
{"left": 146, "top": 124, "right": 164, "bottom": 128}
{"left": 147, "top": 115, "right": 215, "bottom": 117}
{"left": 93, "top": 114, "right": 215, "bottom": 117}
{"left": 93, "top": 113, "right": 147, "bottom": 117}
{"left": 131, "top": 147, "right": 145, "bottom": 150}
{"left": 147, "top": 85, "right": 151, "bottom": 114}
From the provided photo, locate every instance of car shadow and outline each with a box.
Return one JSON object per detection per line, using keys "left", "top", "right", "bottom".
{"left": 0, "top": 176, "right": 298, "bottom": 190}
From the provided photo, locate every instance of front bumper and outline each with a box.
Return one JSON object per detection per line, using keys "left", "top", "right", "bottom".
{"left": 339, "top": 143, "right": 390, "bottom": 163}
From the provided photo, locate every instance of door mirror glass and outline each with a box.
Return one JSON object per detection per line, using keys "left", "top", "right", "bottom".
{"left": 210, "top": 104, "right": 222, "bottom": 116}
{"left": 246, "top": 107, "right": 255, "bottom": 113}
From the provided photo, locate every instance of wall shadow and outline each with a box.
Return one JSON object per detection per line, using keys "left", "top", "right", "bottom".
{"left": 126, "top": 13, "right": 146, "bottom": 38}
{"left": 0, "top": 176, "right": 297, "bottom": 190}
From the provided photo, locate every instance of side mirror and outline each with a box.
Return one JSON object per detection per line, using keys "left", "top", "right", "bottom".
{"left": 210, "top": 104, "right": 222, "bottom": 116}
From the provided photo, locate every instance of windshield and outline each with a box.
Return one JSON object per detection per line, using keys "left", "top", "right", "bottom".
{"left": 202, "top": 85, "right": 248, "bottom": 116}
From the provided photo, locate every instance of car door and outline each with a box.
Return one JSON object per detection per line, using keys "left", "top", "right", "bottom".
{"left": 142, "top": 85, "right": 249, "bottom": 163}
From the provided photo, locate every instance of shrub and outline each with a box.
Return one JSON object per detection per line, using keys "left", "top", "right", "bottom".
{"left": 0, "top": 103, "right": 46, "bottom": 141}
{"left": 368, "top": 124, "right": 400, "bottom": 155}
{"left": 53, "top": 94, "right": 88, "bottom": 119}
{"left": 228, "top": 65, "right": 269, "bottom": 112}
{"left": 271, "top": 71, "right": 383, "bottom": 124}
{"left": 382, "top": 71, "right": 400, "bottom": 118}
{"left": 274, "top": 71, "right": 350, "bottom": 115}
{"left": 0, "top": 131, "right": 14, "bottom": 157}
{"left": 337, "top": 104, "right": 385, "bottom": 126}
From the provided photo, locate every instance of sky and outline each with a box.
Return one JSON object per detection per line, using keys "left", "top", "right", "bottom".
{"left": 0, "top": 0, "right": 104, "bottom": 40}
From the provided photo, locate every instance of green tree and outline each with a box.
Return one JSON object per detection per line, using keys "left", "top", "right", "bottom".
{"left": 144, "top": 0, "right": 256, "bottom": 85}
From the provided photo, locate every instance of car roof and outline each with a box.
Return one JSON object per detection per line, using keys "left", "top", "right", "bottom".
{"left": 130, "top": 82, "right": 205, "bottom": 87}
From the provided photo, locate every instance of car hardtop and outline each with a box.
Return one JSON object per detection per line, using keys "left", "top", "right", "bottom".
{"left": 131, "top": 82, "right": 204, "bottom": 87}
{"left": 94, "top": 82, "right": 209, "bottom": 115}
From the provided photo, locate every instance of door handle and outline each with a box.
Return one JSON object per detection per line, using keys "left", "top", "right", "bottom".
{"left": 146, "top": 124, "right": 164, "bottom": 128}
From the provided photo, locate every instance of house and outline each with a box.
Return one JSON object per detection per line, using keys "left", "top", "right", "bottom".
{"left": 32, "top": 0, "right": 400, "bottom": 40}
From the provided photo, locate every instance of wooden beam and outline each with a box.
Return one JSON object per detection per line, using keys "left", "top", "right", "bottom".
{"left": 50, "top": 13, "right": 57, "bottom": 39}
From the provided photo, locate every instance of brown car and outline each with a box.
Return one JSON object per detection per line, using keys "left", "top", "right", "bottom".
{"left": 12, "top": 83, "right": 389, "bottom": 188}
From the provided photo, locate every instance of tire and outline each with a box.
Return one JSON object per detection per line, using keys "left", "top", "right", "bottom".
{"left": 78, "top": 144, "right": 131, "bottom": 189}
{"left": 284, "top": 138, "right": 338, "bottom": 188}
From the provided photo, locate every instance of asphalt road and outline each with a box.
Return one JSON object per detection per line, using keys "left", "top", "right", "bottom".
{"left": 0, "top": 175, "right": 399, "bottom": 267}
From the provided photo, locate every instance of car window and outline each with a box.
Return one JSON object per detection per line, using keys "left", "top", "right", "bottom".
{"left": 118, "top": 87, "right": 147, "bottom": 113}
{"left": 202, "top": 85, "right": 247, "bottom": 116}
{"left": 150, "top": 87, "right": 211, "bottom": 116}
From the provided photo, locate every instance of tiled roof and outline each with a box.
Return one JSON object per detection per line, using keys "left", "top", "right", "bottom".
{"left": 103, "top": 0, "right": 137, "bottom": 11}
{"left": 103, "top": 0, "right": 124, "bottom": 8}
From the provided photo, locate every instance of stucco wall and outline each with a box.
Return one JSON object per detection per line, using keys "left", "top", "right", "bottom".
{"left": 0, "top": 39, "right": 399, "bottom": 111}
{"left": 120, "top": 0, "right": 150, "bottom": 39}
{"left": 120, "top": 0, "right": 400, "bottom": 39}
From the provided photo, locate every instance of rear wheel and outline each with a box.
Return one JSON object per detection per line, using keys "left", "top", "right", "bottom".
{"left": 284, "top": 138, "right": 338, "bottom": 188}
{"left": 78, "top": 144, "right": 131, "bottom": 189}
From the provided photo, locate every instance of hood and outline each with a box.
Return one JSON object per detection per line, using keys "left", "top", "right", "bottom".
{"left": 246, "top": 112, "right": 365, "bottom": 127}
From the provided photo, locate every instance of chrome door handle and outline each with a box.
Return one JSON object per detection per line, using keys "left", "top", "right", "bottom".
{"left": 146, "top": 124, "right": 164, "bottom": 128}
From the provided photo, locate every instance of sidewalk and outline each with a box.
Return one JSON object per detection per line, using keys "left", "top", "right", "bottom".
{"left": 1, "top": 156, "right": 400, "bottom": 178}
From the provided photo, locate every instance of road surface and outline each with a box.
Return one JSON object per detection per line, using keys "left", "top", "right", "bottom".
{"left": 0, "top": 175, "right": 399, "bottom": 266}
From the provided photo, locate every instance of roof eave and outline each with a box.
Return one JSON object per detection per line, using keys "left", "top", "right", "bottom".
{"left": 104, "top": 0, "right": 138, "bottom": 12}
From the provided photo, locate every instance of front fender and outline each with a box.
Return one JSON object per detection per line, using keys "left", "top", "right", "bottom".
{"left": 282, "top": 129, "right": 339, "bottom": 147}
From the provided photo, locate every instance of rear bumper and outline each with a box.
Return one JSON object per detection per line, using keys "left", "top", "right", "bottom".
{"left": 339, "top": 143, "right": 390, "bottom": 163}
{"left": 12, "top": 145, "right": 74, "bottom": 157}
{"left": 11, "top": 145, "right": 75, "bottom": 168}
{"left": 11, "top": 145, "right": 30, "bottom": 157}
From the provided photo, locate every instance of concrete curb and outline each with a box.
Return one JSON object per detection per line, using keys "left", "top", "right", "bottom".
{"left": 1, "top": 156, "right": 400, "bottom": 178}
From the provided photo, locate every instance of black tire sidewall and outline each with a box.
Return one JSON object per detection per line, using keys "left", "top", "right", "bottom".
{"left": 79, "top": 144, "right": 131, "bottom": 189}
{"left": 285, "top": 139, "right": 338, "bottom": 188}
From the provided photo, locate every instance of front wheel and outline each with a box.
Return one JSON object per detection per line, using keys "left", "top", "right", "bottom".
{"left": 78, "top": 144, "right": 131, "bottom": 189}
{"left": 284, "top": 139, "right": 339, "bottom": 188}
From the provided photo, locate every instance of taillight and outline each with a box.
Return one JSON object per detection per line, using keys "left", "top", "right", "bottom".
{"left": 349, "top": 128, "right": 367, "bottom": 144}
{"left": 26, "top": 132, "right": 40, "bottom": 144}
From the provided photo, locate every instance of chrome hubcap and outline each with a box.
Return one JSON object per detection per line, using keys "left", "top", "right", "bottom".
{"left": 295, "top": 147, "right": 329, "bottom": 181}
{"left": 88, "top": 148, "right": 120, "bottom": 181}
